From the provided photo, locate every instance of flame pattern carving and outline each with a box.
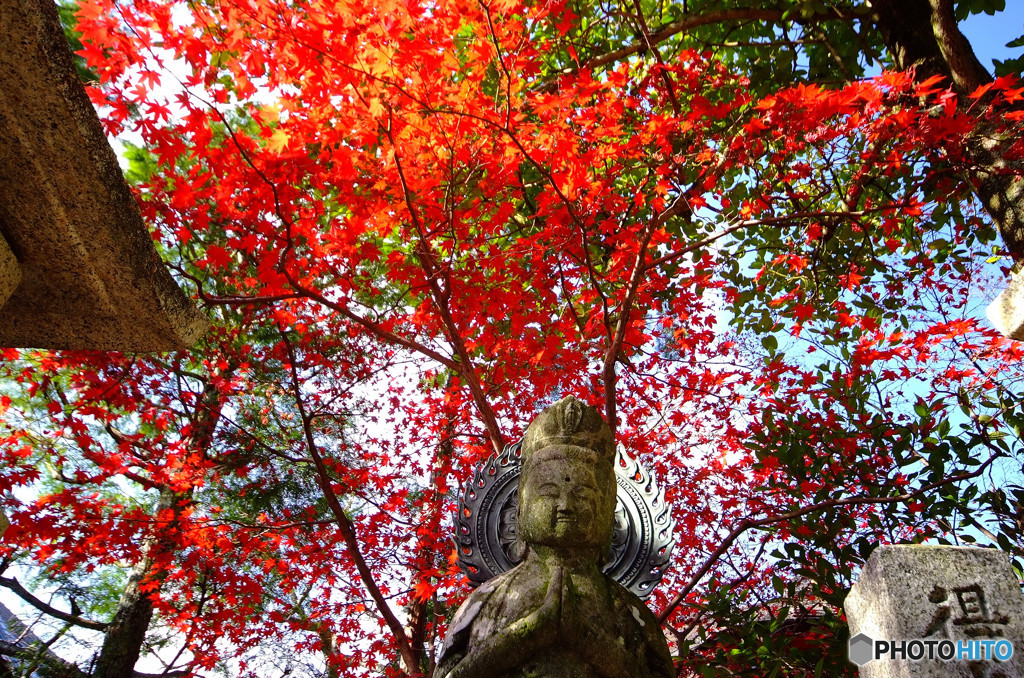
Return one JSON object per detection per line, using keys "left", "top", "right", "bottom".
{"left": 454, "top": 441, "right": 675, "bottom": 599}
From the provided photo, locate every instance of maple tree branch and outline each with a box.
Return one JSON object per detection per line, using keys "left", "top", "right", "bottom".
{"left": 385, "top": 112, "right": 506, "bottom": 452}
{"left": 477, "top": 0, "right": 515, "bottom": 127}
{"left": 174, "top": 261, "right": 302, "bottom": 307}
{"left": 555, "top": 259, "right": 588, "bottom": 338}
{"left": 602, "top": 191, "right": 691, "bottom": 430}
{"left": 147, "top": 612, "right": 201, "bottom": 678}
{"left": 575, "top": 220, "right": 614, "bottom": 344}
{"left": 403, "top": 101, "right": 590, "bottom": 234}
{"left": 602, "top": 225, "right": 655, "bottom": 430}
{"left": 187, "top": 286, "right": 306, "bottom": 308}
{"left": 169, "top": 100, "right": 480, "bottom": 372}
{"left": 658, "top": 451, "right": 1004, "bottom": 623}
{"left": 208, "top": 517, "right": 335, "bottom": 531}
{"left": 537, "top": 9, "right": 789, "bottom": 90}
{"left": 277, "top": 328, "right": 419, "bottom": 673}
{"left": 349, "top": 492, "right": 419, "bottom": 528}
{"left": 191, "top": 101, "right": 467, "bottom": 376}
{"left": 292, "top": 281, "right": 462, "bottom": 371}
{"left": 212, "top": 120, "right": 462, "bottom": 374}
{"left": 646, "top": 209, "right": 874, "bottom": 271}
{"left": 626, "top": 0, "right": 681, "bottom": 116}
{"left": 205, "top": 104, "right": 292, "bottom": 248}
{"left": 0, "top": 577, "right": 108, "bottom": 632}
{"left": 63, "top": 432, "right": 160, "bottom": 493}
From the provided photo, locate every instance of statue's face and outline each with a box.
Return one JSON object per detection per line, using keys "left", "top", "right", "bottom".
{"left": 518, "top": 451, "right": 611, "bottom": 551}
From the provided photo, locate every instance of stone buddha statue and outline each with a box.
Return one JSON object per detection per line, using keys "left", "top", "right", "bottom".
{"left": 437, "top": 396, "right": 674, "bottom": 678}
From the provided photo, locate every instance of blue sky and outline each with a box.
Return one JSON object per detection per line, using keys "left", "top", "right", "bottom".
{"left": 961, "top": 5, "right": 1024, "bottom": 73}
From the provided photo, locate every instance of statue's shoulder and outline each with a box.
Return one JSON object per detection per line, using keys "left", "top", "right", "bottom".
{"left": 446, "top": 569, "right": 512, "bottom": 634}
{"left": 607, "top": 579, "right": 675, "bottom": 677}
{"left": 437, "top": 564, "right": 525, "bottom": 673}
{"left": 607, "top": 578, "right": 658, "bottom": 623}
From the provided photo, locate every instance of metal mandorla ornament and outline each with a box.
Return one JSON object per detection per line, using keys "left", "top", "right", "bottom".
{"left": 454, "top": 440, "right": 674, "bottom": 599}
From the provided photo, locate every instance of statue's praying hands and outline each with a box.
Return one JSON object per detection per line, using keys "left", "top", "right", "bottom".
{"left": 437, "top": 397, "right": 674, "bottom": 678}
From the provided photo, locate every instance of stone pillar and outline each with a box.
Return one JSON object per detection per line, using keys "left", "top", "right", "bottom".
{"left": 845, "top": 545, "right": 1024, "bottom": 677}
{"left": 988, "top": 271, "right": 1024, "bottom": 340}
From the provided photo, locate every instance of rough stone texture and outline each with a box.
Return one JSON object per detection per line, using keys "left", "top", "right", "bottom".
{"left": 437, "top": 397, "right": 674, "bottom": 678}
{"left": 0, "top": 0, "right": 207, "bottom": 351}
{"left": 0, "top": 234, "right": 20, "bottom": 311}
{"left": 987, "top": 271, "right": 1024, "bottom": 341}
{"left": 845, "top": 545, "right": 1024, "bottom": 677}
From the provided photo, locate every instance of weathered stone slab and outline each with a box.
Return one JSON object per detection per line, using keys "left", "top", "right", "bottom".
{"left": 845, "top": 545, "right": 1024, "bottom": 677}
{"left": 0, "top": 0, "right": 207, "bottom": 351}
{"left": 0, "top": 234, "right": 20, "bottom": 311}
{"left": 987, "top": 271, "right": 1024, "bottom": 341}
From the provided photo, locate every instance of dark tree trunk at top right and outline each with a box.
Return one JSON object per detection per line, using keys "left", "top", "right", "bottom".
{"left": 868, "top": 0, "right": 1024, "bottom": 263}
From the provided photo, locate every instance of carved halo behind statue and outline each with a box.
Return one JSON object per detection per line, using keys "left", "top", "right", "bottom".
{"left": 453, "top": 431, "right": 676, "bottom": 599}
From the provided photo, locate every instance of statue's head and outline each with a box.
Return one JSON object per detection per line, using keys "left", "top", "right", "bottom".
{"left": 515, "top": 396, "right": 617, "bottom": 559}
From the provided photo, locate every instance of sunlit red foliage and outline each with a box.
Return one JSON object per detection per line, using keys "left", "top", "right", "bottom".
{"left": 1, "top": 0, "right": 1024, "bottom": 676}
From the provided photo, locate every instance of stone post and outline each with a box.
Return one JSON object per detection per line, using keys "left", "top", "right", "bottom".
{"left": 988, "top": 271, "right": 1024, "bottom": 340}
{"left": 845, "top": 545, "right": 1024, "bottom": 677}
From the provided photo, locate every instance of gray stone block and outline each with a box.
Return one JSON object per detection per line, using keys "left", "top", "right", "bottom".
{"left": 988, "top": 272, "right": 1024, "bottom": 341}
{"left": 845, "top": 545, "right": 1024, "bottom": 677}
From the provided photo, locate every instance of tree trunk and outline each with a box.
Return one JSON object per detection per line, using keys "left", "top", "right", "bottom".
{"left": 403, "top": 422, "right": 454, "bottom": 676}
{"left": 868, "top": 0, "right": 951, "bottom": 83}
{"left": 314, "top": 622, "right": 341, "bottom": 678}
{"left": 92, "top": 486, "right": 179, "bottom": 678}
{"left": 868, "top": 0, "right": 1024, "bottom": 261}
{"left": 93, "top": 374, "right": 230, "bottom": 678}
{"left": 969, "top": 135, "right": 1024, "bottom": 261}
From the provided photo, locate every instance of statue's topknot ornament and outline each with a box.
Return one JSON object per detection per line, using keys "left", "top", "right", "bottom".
{"left": 521, "top": 395, "right": 615, "bottom": 462}
{"left": 454, "top": 395, "right": 675, "bottom": 599}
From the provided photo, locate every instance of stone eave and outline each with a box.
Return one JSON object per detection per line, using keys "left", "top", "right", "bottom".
{"left": 0, "top": 0, "right": 208, "bottom": 352}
